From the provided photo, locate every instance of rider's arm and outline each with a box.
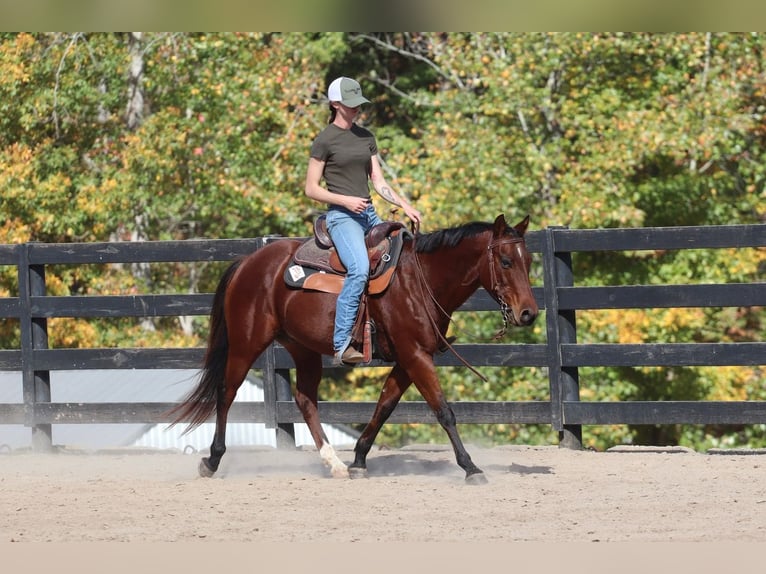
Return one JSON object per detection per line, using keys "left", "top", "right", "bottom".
{"left": 369, "top": 155, "right": 422, "bottom": 223}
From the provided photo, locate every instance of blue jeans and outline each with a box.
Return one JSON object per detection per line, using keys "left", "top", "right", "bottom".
{"left": 326, "top": 204, "right": 383, "bottom": 353}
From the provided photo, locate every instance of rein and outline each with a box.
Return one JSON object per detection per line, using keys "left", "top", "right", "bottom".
{"left": 409, "top": 223, "right": 524, "bottom": 383}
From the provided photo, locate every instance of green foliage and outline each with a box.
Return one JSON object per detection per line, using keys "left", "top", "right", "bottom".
{"left": 1, "top": 32, "right": 764, "bottom": 450}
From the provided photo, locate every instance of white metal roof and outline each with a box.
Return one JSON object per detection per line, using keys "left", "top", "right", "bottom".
{"left": 0, "top": 370, "right": 358, "bottom": 452}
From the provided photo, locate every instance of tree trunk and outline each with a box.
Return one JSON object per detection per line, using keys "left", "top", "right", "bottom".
{"left": 126, "top": 32, "right": 144, "bottom": 130}
{"left": 125, "top": 33, "right": 155, "bottom": 330}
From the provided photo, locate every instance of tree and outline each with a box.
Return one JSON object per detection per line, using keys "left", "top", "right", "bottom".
{"left": 1, "top": 32, "right": 763, "bottom": 450}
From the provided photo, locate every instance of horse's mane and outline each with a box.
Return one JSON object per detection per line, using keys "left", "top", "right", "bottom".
{"left": 414, "top": 221, "right": 497, "bottom": 254}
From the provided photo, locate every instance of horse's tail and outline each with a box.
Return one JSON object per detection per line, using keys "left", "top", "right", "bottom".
{"left": 167, "top": 259, "right": 243, "bottom": 432}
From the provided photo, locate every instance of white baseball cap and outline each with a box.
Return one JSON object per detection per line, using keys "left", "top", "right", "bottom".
{"left": 327, "top": 76, "right": 370, "bottom": 107}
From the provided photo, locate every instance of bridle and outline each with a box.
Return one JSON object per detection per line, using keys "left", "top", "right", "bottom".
{"left": 486, "top": 235, "right": 525, "bottom": 340}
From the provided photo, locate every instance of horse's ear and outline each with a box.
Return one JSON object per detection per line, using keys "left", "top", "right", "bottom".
{"left": 514, "top": 215, "right": 530, "bottom": 237}
{"left": 493, "top": 214, "right": 508, "bottom": 235}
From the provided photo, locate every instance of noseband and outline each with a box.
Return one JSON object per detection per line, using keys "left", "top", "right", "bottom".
{"left": 486, "top": 236, "right": 525, "bottom": 339}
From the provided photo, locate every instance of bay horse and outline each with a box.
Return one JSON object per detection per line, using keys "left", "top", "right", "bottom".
{"left": 170, "top": 214, "right": 538, "bottom": 484}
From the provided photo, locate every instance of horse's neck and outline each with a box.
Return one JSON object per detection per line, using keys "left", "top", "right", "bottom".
{"left": 412, "top": 240, "right": 484, "bottom": 313}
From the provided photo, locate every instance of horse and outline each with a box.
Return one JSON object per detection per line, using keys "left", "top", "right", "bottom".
{"left": 169, "top": 213, "right": 538, "bottom": 484}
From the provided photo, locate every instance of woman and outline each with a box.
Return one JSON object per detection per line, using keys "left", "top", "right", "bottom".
{"left": 305, "top": 76, "right": 422, "bottom": 365}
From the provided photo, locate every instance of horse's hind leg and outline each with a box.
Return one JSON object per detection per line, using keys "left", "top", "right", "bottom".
{"left": 198, "top": 352, "right": 254, "bottom": 477}
{"left": 349, "top": 364, "right": 412, "bottom": 478}
{"left": 286, "top": 344, "right": 349, "bottom": 478}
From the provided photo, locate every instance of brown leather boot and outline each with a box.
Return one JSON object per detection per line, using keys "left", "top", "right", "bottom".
{"left": 333, "top": 346, "right": 364, "bottom": 366}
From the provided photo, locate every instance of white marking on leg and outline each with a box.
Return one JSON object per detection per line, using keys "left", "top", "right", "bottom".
{"left": 320, "top": 443, "right": 349, "bottom": 478}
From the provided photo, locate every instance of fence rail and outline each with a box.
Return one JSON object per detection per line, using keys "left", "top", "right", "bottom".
{"left": 1, "top": 224, "right": 764, "bottom": 451}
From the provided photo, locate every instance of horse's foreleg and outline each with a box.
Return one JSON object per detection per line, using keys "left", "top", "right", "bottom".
{"left": 349, "top": 364, "right": 412, "bottom": 479}
{"left": 290, "top": 348, "right": 349, "bottom": 478}
{"left": 406, "top": 355, "right": 488, "bottom": 484}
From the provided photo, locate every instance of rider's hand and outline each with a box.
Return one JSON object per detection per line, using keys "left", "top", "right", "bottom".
{"left": 345, "top": 196, "right": 371, "bottom": 214}
{"left": 403, "top": 205, "right": 422, "bottom": 224}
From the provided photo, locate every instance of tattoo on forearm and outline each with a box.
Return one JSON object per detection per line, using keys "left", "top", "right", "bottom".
{"left": 379, "top": 186, "right": 401, "bottom": 206}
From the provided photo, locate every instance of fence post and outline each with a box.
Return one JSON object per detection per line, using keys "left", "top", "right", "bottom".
{"left": 542, "top": 227, "right": 582, "bottom": 450}
{"left": 18, "top": 243, "right": 53, "bottom": 452}
{"left": 261, "top": 344, "right": 297, "bottom": 449}
{"left": 275, "top": 368, "right": 296, "bottom": 449}
{"left": 261, "top": 343, "right": 277, "bottom": 426}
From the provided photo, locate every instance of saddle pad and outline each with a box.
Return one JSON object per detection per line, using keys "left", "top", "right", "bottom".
{"left": 284, "top": 264, "right": 338, "bottom": 290}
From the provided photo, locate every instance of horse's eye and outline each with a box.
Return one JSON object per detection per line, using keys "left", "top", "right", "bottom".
{"left": 501, "top": 256, "right": 513, "bottom": 269}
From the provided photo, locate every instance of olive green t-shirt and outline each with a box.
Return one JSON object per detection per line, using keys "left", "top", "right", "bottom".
{"left": 310, "top": 123, "right": 378, "bottom": 199}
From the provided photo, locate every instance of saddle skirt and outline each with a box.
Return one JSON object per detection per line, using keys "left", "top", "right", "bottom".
{"left": 284, "top": 219, "right": 407, "bottom": 295}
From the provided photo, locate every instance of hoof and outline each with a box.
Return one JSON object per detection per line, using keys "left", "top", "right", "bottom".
{"left": 348, "top": 466, "right": 369, "bottom": 480}
{"left": 198, "top": 457, "right": 216, "bottom": 478}
{"left": 331, "top": 464, "right": 350, "bottom": 479}
{"left": 465, "top": 471, "right": 488, "bottom": 485}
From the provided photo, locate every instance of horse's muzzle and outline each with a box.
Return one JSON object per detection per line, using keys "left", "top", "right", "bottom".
{"left": 516, "top": 307, "right": 538, "bottom": 326}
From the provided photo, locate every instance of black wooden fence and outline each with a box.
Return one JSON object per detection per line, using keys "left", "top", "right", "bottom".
{"left": 1, "top": 224, "right": 764, "bottom": 452}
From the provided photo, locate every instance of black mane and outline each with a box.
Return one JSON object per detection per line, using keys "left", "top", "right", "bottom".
{"left": 414, "top": 221, "right": 495, "bottom": 254}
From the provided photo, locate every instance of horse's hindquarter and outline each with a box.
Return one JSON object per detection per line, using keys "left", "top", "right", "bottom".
{"left": 229, "top": 238, "right": 298, "bottom": 293}
{"left": 234, "top": 239, "right": 336, "bottom": 355}
{"left": 224, "top": 240, "right": 302, "bottom": 339}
